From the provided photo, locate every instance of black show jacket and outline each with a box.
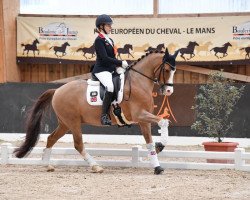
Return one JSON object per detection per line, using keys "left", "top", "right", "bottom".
{"left": 92, "top": 34, "right": 122, "bottom": 74}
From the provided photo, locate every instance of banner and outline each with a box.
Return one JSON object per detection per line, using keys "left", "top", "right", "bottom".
{"left": 17, "top": 16, "right": 250, "bottom": 65}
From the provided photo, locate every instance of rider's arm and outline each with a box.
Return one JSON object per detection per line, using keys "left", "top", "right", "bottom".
{"left": 95, "top": 39, "right": 122, "bottom": 66}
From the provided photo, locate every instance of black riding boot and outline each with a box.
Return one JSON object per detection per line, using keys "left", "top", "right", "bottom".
{"left": 101, "top": 91, "right": 113, "bottom": 126}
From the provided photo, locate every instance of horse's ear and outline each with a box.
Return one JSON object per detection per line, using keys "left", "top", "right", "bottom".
{"left": 173, "top": 49, "right": 180, "bottom": 58}
{"left": 165, "top": 48, "right": 169, "bottom": 58}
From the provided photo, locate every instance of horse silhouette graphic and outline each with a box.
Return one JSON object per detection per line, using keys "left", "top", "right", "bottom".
{"left": 117, "top": 44, "right": 134, "bottom": 59}
{"left": 210, "top": 42, "right": 232, "bottom": 59}
{"left": 70, "top": 43, "right": 85, "bottom": 55}
{"left": 77, "top": 44, "right": 96, "bottom": 59}
{"left": 196, "top": 41, "right": 213, "bottom": 56}
{"left": 38, "top": 41, "right": 51, "bottom": 54}
{"left": 49, "top": 42, "right": 70, "bottom": 57}
{"left": 240, "top": 47, "right": 250, "bottom": 59}
{"left": 21, "top": 39, "right": 40, "bottom": 57}
{"left": 179, "top": 41, "right": 199, "bottom": 61}
{"left": 145, "top": 43, "right": 165, "bottom": 52}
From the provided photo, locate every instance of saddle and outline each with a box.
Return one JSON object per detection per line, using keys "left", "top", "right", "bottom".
{"left": 86, "top": 72, "right": 132, "bottom": 127}
{"left": 86, "top": 72, "right": 124, "bottom": 106}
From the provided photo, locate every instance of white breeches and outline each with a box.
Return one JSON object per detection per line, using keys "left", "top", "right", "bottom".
{"left": 94, "top": 71, "right": 114, "bottom": 92}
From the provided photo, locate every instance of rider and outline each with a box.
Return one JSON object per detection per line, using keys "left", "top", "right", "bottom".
{"left": 92, "top": 14, "right": 129, "bottom": 126}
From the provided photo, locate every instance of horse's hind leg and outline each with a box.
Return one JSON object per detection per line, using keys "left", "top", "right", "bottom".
{"left": 42, "top": 121, "right": 69, "bottom": 171}
{"left": 46, "top": 122, "right": 69, "bottom": 148}
{"left": 83, "top": 53, "right": 88, "bottom": 59}
{"left": 69, "top": 122, "right": 104, "bottom": 173}
{"left": 180, "top": 54, "right": 186, "bottom": 61}
{"left": 215, "top": 52, "right": 219, "bottom": 59}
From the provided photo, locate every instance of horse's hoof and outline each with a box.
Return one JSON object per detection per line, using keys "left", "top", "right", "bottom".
{"left": 91, "top": 165, "right": 104, "bottom": 173}
{"left": 47, "top": 165, "right": 55, "bottom": 172}
{"left": 155, "top": 142, "right": 165, "bottom": 154}
{"left": 154, "top": 166, "right": 164, "bottom": 175}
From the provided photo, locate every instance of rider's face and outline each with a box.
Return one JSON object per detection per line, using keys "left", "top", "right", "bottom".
{"left": 104, "top": 24, "right": 112, "bottom": 34}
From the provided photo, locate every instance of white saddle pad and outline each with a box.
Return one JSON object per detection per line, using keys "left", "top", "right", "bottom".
{"left": 86, "top": 73, "right": 125, "bottom": 106}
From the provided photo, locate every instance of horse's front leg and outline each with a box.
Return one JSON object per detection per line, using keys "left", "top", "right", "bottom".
{"left": 83, "top": 53, "right": 88, "bottom": 59}
{"left": 135, "top": 110, "right": 169, "bottom": 174}
{"left": 129, "top": 52, "right": 134, "bottom": 58}
{"left": 136, "top": 110, "right": 169, "bottom": 146}
{"left": 139, "top": 122, "right": 164, "bottom": 175}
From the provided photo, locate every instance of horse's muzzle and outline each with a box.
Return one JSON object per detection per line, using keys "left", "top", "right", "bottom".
{"left": 159, "top": 85, "right": 173, "bottom": 96}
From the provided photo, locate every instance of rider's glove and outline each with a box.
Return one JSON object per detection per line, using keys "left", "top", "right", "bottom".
{"left": 116, "top": 67, "right": 126, "bottom": 74}
{"left": 122, "top": 60, "right": 129, "bottom": 69}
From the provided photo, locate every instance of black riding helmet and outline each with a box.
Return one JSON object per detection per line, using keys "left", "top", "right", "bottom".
{"left": 95, "top": 14, "right": 113, "bottom": 28}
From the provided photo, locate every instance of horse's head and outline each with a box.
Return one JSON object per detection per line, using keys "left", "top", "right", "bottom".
{"left": 125, "top": 44, "right": 133, "bottom": 50}
{"left": 129, "top": 48, "right": 179, "bottom": 96}
{"left": 158, "top": 48, "right": 179, "bottom": 96}
{"left": 65, "top": 42, "right": 70, "bottom": 46}
{"left": 224, "top": 42, "right": 232, "bottom": 47}
{"left": 158, "top": 43, "right": 165, "bottom": 50}
{"left": 34, "top": 39, "right": 39, "bottom": 44}
{"left": 193, "top": 41, "right": 199, "bottom": 47}
{"left": 187, "top": 41, "right": 199, "bottom": 48}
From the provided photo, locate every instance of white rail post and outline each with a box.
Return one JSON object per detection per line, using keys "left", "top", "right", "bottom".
{"left": 1, "top": 143, "right": 12, "bottom": 165}
{"left": 235, "top": 148, "right": 245, "bottom": 170}
{"left": 132, "top": 146, "right": 141, "bottom": 167}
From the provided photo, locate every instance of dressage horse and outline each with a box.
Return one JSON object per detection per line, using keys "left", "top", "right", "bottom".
{"left": 14, "top": 48, "right": 179, "bottom": 175}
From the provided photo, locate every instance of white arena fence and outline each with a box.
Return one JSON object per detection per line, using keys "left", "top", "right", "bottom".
{"left": 0, "top": 143, "right": 250, "bottom": 171}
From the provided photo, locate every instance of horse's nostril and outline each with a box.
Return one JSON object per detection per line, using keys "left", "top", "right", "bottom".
{"left": 167, "top": 90, "right": 171, "bottom": 93}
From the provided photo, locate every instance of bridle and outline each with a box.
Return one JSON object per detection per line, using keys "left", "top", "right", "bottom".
{"left": 124, "top": 54, "right": 176, "bottom": 100}
{"left": 127, "top": 55, "right": 176, "bottom": 88}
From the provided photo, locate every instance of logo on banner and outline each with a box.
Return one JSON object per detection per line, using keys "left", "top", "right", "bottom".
{"left": 232, "top": 21, "right": 250, "bottom": 40}
{"left": 38, "top": 22, "right": 78, "bottom": 40}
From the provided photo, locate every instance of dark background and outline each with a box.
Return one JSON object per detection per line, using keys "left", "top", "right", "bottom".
{"left": 0, "top": 82, "right": 249, "bottom": 138}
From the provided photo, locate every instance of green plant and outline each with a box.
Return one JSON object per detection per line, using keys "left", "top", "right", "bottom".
{"left": 191, "top": 71, "right": 245, "bottom": 142}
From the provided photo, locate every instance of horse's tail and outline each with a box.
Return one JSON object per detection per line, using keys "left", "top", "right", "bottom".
{"left": 49, "top": 46, "right": 54, "bottom": 50}
{"left": 14, "top": 89, "right": 56, "bottom": 158}
{"left": 76, "top": 48, "right": 82, "bottom": 52}
{"left": 21, "top": 43, "right": 25, "bottom": 47}
{"left": 240, "top": 48, "right": 245, "bottom": 51}
{"left": 210, "top": 48, "right": 214, "bottom": 51}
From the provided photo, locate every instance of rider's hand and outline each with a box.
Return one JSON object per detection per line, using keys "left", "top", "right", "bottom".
{"left": 122, "top": 60, "right": 129, "bottom": 69}
{"left": 116, "top": 67, "right": 126, "bottom": 74}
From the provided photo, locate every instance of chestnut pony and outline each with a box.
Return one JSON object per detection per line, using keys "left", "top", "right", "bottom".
{"left": 14, "top": 48, "right": 179, "bottom": 174}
